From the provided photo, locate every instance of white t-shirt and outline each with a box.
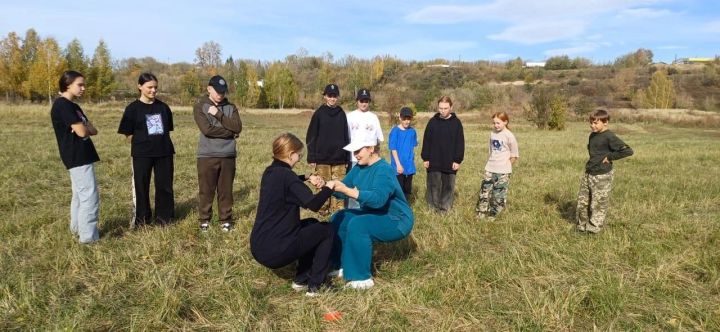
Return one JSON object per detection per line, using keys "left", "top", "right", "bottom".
{"left": 484, "top": 128, "right": 519, "bottom": 174}
{"left": 347, "top": 109, "right": 384, "bottom": 162}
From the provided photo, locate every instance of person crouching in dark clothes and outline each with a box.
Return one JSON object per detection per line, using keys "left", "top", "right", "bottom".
{"left": 250, "top": 132, "right": 337, "bottom": 297}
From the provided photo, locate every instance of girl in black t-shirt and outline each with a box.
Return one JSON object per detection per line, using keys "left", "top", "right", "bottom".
{"left": 50, "top": 70, "right": 100, "bottom": 244}
{"left": 118, "top": 73, "right": 175, "bottom": 228}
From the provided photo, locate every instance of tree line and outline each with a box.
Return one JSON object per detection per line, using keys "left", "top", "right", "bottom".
{"left": 1, "top": 29, "right": 718, "bottom": 116}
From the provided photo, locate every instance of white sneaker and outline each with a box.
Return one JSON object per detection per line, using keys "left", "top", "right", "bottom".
{"left": 345, "top": 278, "right": 374, "bottom": 290}
{"left": 291, "top": 282, "right": 307, "bottom": 291}
{"left": 327, "top": 268, "right": 343, "bottom": 278}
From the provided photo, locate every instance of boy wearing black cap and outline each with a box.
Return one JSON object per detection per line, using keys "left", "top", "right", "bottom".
{"left": 193, "top": 75, "right": 243, "bottom": 231}
{"left": 305, "top": 84, "right": 350, "bottom": 216}
{"left": 389, "top": 107, "right": 418, "bottom": 199}
{"left": 346, "top": 88, "right": 384, "bottom": 208}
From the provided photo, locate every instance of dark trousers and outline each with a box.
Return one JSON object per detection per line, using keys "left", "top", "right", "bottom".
{"left": 132, "top": 156, "right": 174, "bottom": 225}
{"left": 396, "top": 174, "right": 414, "bottom": 199}
{"left": 426, "top": 171, "right": 456, "bottom": 212}
{"left": 197, "top": 157, "right": 236, "bottom": 224}
{"left": 258, "top": 219, "right": 335, "bottom": 288}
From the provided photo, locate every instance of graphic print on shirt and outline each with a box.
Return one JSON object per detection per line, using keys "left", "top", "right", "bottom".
{"left": 146, "top": 113, "right": 164, "bottom": 135}
{"left": 491, "top": 139, "right": 502, "bottom": 151}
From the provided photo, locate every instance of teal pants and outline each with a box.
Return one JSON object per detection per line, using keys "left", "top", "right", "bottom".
{"left": 330, "top": 209, "right": 412, "bottom": 281}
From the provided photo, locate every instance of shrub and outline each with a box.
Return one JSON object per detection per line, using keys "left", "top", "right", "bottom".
{"left": 523, "top": 88, "right": 567, "bottom": 130}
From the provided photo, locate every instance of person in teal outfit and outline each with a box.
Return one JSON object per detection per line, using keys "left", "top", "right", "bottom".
{"left": 328, "top": 138, "right": 414, "bottom": 289}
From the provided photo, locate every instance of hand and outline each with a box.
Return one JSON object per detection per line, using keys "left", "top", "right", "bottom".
{"left": 333, "top": 181, "right": 347, "bottom": 192}
{"left": 309, "top": 163, "right": 316, "bottom": 169}
{"left": 397, "top": 165, "right": 404, "bottom": 174}
{"left": 308, "top": 174, "right": 325, "bottom": 189}
{"left": 452, "top": 162, "right": 460, "bottom": 171}
{"left": 423, "top": 161, "right": 429, "bottom": 169}
{"left": 324, "top": 180, "right": 337, "bottom": 190}
{"left": 208, "top": 106, "right": 219, "bottom": 116}
{"left": 602, "top": 156, "right": 610, "bottom": 164}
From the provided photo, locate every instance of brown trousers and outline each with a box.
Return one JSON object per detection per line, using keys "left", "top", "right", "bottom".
{"left": 197, "top": 157, "right": 236, "bottom": 223}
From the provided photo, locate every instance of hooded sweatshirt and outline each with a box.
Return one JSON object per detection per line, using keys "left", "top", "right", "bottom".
{"left": 193, "top": 95, "right": 242, "bottom": 158}
{"left": 421, "top": 112, "right": 465, "bottom": 174}
{"left": 305, "top": 104, "right": 350, "bottom": 164}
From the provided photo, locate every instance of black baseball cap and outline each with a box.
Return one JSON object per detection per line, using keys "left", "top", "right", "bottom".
{"left": 356, "top": 88, "right": 371, "bottom": 101}
{"left": 323, "top": 84, "right": 339, "bottom": 96}
{"left": 208, "top": 75, "right": 228, "bottom": 94}
{"left": 400, "top": 107, "right": 413, "bottom": 118}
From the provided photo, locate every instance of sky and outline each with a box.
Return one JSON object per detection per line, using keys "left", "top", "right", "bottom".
{"left": 2, "top": 0, "right": 719, "bottom": 64}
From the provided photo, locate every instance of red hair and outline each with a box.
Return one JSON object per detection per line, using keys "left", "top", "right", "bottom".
{"left": 491, "top": 112, "right": 510, "bottom": 129}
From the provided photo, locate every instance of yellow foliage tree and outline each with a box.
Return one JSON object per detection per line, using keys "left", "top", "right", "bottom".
{"left": 28, "top": 37, "right": 67, "bottom": 103}
{"left": 644, "top": 70, "right": 675, "bottom": 109}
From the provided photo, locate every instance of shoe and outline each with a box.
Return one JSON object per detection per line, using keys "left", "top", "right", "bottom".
{"left": 291, "top": 281, "right": 308, "bottom": 291}
{"left": 327, "top": 268, "right": 343, "bottom": 278}
{"left": 476, "top": 212, "right": 487, "bottom": 219}
{"left": 305, "top": 280, "right": 336, "bottom": 297}
{"left": 199, "top": 222, "right": 209, "bottom": 232}
{"left": 221, "top": 222, "right": 234, "bottom": 232}
{"left": 345, "top": 278, "right": 374, "bottom": 290}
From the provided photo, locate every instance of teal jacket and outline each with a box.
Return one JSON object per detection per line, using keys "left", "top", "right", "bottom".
{"left": 334, "top": 159, "right": 414, "bottom": 231}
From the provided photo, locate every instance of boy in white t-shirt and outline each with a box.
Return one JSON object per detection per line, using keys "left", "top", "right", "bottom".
{"left": 346, "top": 88, "right": 384, "bottom": 208}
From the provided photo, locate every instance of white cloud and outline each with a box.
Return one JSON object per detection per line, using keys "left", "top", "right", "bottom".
{"left": 489, "top": 20, "right": 587, "bottom": 45}
{"left": 616, "top": 8, "right": 672, "bottom": 19}
{"left": 543, "top": 43, "right": 600, "bottom": 57}
{"left": 703, "top": 20, "right": 720, "bottom": 33}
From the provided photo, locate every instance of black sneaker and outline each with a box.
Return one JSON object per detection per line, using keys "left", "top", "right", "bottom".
{"left": 199, "top": 222, "right": 209, "bottom": 232}
{"left": 305, "top": 280, "right": 337, "bottom": 297}
{"left": 221, "top": 222, "right": 234, "bottom": 232}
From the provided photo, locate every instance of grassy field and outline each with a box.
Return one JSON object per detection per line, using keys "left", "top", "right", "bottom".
{"left": 1, "top": 104, "right": 719, "bottom": 331}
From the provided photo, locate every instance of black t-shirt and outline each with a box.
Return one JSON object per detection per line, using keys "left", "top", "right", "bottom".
{"left": 117, "top": 99, "right": 175, "bottom": 157}
{"left": 50, "top": 97, "right": 100, "bottom": 169}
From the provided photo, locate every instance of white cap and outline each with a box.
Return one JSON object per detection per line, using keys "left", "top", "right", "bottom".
{"left": 343, "top": 138, "right": 378, "bottom": 152}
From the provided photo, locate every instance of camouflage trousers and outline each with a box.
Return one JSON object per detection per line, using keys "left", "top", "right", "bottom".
{"left": 475, "top": 172, "right": 511, "bottom": 216}
{"left": 313, "top": 163, "right": 347, "bottom": 217}
{"left": 576, "top": 171, "right": 613, "bottom": 233}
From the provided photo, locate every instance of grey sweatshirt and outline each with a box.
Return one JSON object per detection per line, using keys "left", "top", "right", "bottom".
{"left": 193, "top": 95, "right": 242, "bottom": 158}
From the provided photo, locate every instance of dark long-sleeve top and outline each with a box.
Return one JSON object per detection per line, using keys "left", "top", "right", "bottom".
{"left": 305, "top": 104, "right": 350, "bottom": 165}
{"left": 421, "top": 113, "right": 465, "bottom": 174}
{"left": 250, "top": 159, "right": 333, "bottom": 261}
{"left": 585, "top": 130, "right": 633, "bottom": 175}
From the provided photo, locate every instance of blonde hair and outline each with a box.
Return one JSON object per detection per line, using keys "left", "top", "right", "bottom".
{"left": 272, "top": 132, "right": 304, "bottom": 160}
{"left": 437, "top": 95, "right": 453, "bottom": 106}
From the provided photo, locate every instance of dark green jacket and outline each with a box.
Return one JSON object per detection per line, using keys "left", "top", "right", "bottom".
{"left": 585, "top": 130, "right": 633, "bottom": 175}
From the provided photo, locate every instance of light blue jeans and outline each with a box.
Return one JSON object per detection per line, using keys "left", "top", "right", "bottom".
{"left": 69, "top": 163, "right": 100, "bottom": 243}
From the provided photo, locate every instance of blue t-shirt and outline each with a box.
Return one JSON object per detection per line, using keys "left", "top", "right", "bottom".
{"left": 388, "top": 126, "right": 418, "bottom": 175}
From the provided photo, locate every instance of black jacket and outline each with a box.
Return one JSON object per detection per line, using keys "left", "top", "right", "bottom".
{"left": 585, "top": 130, "right": 633, "bottom": 175}
{"left": 421, "top": 113, "right": 465, "bottom": 174}
{"left": 250, "top": 159, "right": 332, "bottom": 263}
{"left": 305, "top": 104, "right": 350, "bottom": 164}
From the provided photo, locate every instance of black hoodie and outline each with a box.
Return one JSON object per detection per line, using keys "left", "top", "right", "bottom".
{"left": 421, "top": 113, "right": 465, "bottom": 174}
{"left": 305, "top": 104, "right": 350, "bottom": 164}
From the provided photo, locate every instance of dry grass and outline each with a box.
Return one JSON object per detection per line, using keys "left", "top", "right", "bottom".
{"left": 0, "top": 104, "right": 719, "bottom": 331}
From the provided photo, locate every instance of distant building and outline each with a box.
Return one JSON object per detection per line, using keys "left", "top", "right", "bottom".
{"left": 426, "top": 64, "right": 451, "bottom": 68}
{"left": 672, "top": 57, "right": 714, "bottom": 64}
{"left": 524, "top": 62, "right": 546, "bottom": 68}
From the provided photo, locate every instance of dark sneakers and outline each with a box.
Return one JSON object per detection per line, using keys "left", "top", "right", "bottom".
{"left": 199, "top": 222, "right": 209, "bottom": 232}
{"left": 221, "top": 222, "right": 234, "bottom": 232}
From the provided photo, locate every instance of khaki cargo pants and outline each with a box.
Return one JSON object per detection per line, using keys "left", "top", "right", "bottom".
{"left": 313, "top": 163, "right": 347, "bottom": 217}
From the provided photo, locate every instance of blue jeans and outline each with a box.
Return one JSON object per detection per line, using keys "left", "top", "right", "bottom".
{"left": 69, "top": 163, "right": 100, "bottom": 243}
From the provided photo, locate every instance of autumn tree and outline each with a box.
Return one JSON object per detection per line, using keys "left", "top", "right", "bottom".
{"left": 28, "top": 37, "right": 67, "bottom": 103}
{"left": 242, "top": 61, "right": 261, "bottom": 108}
{"left": 264, "top": 62, "right": 297, "bottom": 109}
{"left": 19, "top": 29, "right": 40, "bottom": 98}
{"left": 195, "top": 41, "right": 222, "bottom": 75}
{"left": 644, "top": 70, "right": 675, "bottom": 108}
{"left": 178, "top": 67, "right": 202, "bottom": 105}
{"left": 87, "top": 39, "right": 115, "bottom": 100}
{"left": 614, "top": 48, "right": 653, "bottom": 68}
{"left": 64, "top": 38, "right": 88, "bottom": 74}
{"left": 0, "top": 32, "right": 24, "bottom": 101}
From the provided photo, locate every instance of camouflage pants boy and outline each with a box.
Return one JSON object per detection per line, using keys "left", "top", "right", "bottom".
{"left": 314, "top": 164, "right": 347, "bottom": 217}
{"left": 475, "top": 172, "right": 510, "bottom": 217}
{"left": 576, "top": 171, "right": 613, "bottom": 233}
